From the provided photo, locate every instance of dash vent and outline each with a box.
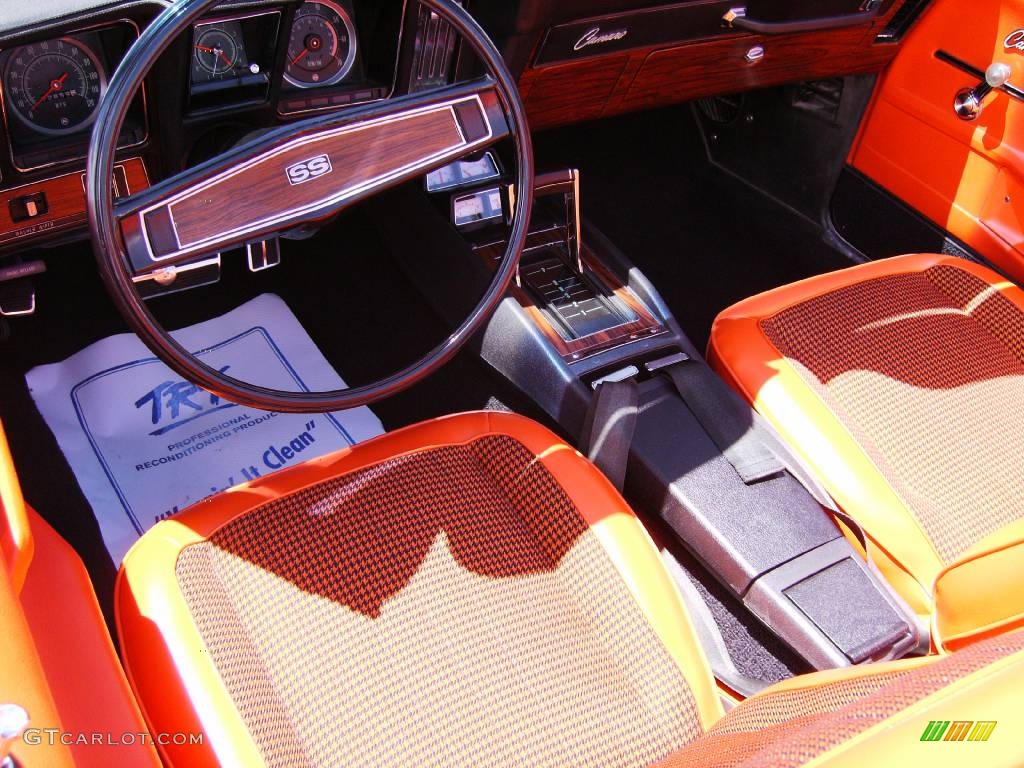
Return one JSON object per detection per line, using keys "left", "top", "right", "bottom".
{"left": 410, "top": 1, "right": 463, "bottom": 92}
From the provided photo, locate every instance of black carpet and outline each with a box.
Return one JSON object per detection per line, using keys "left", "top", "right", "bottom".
{"left": 644, "top": 511, "right": 810, "bottom": 684}
{"left": 533, "top": 106, "right": 857, "bottom": 351}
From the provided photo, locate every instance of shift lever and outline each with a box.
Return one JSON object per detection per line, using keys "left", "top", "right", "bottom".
{"left": 954, "top": 62, "right": 1013, "bottom": 120}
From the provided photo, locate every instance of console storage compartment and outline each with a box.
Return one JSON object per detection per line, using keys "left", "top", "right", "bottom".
{"left": 625, "top": 371, "right": 918, "bottom": 668}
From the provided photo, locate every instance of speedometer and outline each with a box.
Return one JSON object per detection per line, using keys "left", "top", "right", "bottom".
{"left": 284, "top": 0, "right": 357, "bottom": 88}
{"left": 3, "top": 37, "right": 105, "bottom": 136}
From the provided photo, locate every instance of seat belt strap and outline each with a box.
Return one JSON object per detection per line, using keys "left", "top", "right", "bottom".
{"left": 659, "top": 360, "right": 785, "bottom": 484}
{"left": 580, "top": 378, "right": 639, "bottom": 491}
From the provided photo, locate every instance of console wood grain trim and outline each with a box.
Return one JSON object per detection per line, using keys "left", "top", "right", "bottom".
{"left": 477, "top": 236, "right": 666, "bottom": 362}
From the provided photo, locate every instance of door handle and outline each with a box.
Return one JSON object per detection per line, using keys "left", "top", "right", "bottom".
{"left": 723, "top": 3, "right": 882, "bottom": 35}
{"left": 954, "top": 62, "right": 1013, "bottom": 121}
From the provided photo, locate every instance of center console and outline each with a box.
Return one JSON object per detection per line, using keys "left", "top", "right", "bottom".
{"left": 474, "top": 169, "right": 667, "bottom": 368}
{"left": 398, "top": 163, "right": 923, "bottom": 677}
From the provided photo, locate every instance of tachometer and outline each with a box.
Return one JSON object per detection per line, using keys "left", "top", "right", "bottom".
{"left": 3, "top": 37, "right": 106, "bottom": 136}
{"left": 284, "top": 0, "right": 357, "bottom": 88}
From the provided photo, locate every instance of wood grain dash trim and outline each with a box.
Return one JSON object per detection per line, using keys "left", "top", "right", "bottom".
{"left": 0, "top": 158, "right": 148, "bottom": 247}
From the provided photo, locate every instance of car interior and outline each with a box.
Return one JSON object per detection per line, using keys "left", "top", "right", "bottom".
{"left": 0, "top": 0, "right": 1022, "bottom": 765}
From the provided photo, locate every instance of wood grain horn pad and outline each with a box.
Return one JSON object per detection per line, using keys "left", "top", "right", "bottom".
{"left": 119, "top": 84, "right": 505, "bottom": 272}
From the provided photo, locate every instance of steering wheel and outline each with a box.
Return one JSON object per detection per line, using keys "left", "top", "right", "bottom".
{"left": 87, "top": 0, "right": 532, "bottom": 413}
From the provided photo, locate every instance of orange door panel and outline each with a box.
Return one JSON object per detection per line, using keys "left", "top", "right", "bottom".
{"left": 0, "top": 418, "right": 159, "bottom": 767}
{"left": 0, "top": 420, "right": 32, "bottom": 591}
{"left": 851, "top": 0, "right": 1024, "bottom": 281}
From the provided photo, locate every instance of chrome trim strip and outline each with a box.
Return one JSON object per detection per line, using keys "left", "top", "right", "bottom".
{"left": 0, "top": 290, "right": 35, "bottom": 316}
{"left": 131, "top": 253, "right": 221, "bottom": 283}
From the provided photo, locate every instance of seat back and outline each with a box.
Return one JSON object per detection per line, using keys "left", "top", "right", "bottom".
{"left": 709, "top": 254, "right": 1024, "bottom": 614}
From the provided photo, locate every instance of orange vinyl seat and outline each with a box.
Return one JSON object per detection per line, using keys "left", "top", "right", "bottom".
{"left": 708, "top": 254, "right": 1024, "bottom": 647}
{"left": 116, "top": 410, "right": 1024, "bottom": 766}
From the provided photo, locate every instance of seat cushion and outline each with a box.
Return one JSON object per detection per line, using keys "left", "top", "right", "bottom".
{"left": 708, "top": 254, "right": 1024, "bottom": 615}
{"left": 116, "top": 411, "right": 722, "bottom": 767}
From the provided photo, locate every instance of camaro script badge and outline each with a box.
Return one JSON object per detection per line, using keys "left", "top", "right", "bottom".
{"left": 574, "top": 26, "right": 628, "bottom": 52}
{"left": 1005, "top": 29, "right": 1024, "bottom": 52}
{"left": 286, "top": 154, "right": 333, "bottom": 185}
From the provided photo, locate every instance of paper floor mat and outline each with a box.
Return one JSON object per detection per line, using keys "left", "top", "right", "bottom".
{"left": 26, "top": 293, "right": 384, "bottom": 564}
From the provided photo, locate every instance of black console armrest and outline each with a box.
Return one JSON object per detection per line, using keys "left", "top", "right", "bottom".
{"left": 630, "top": 379, "right": 838, "bottom": 594}
{"left": 628, "top": 376, "right": 919, "bottom": 669}
{"left": 747, "top": 541, "right": 916, "bottom": 666}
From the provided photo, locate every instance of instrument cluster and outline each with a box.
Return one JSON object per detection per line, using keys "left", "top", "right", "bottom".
{"left": 187, "top": 0, "right": 381, "bottom": 115}
{"left": 0, "top": 0, "right": 409, "bottom": 194}
{"left": 0, "top": 0, "right": 407, "bottom": 255}
{"left": 0, "top": 23, "right": 146, "bottom": 171}
{"left": 0, "top": 0, "right": 387, "bottom": 170}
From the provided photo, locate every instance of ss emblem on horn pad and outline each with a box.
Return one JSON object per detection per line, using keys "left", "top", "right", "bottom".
{"left": 285, "top": 154, "right": 333, "bottom": 185}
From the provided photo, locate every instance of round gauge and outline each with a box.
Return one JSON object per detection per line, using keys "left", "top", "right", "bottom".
{"left": 193, "top": 25, "right": 242, "bottom": 78}
{"left": 284, "top": 0, "right": 357, "bottom": 89}
{"left": 3, "top": 37, "right": 106, "bottom": 136}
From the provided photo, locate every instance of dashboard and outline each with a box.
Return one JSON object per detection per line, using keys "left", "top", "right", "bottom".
{"left": 0, "top": 0, "right": 415, "bottom": 251}
{"left": 0, "top": 0, "right": 933, "bottom": 260}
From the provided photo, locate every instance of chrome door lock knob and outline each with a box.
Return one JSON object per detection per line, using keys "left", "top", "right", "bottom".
{"left": 955, "top": 62, "right": 1013, "bottom": 120}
